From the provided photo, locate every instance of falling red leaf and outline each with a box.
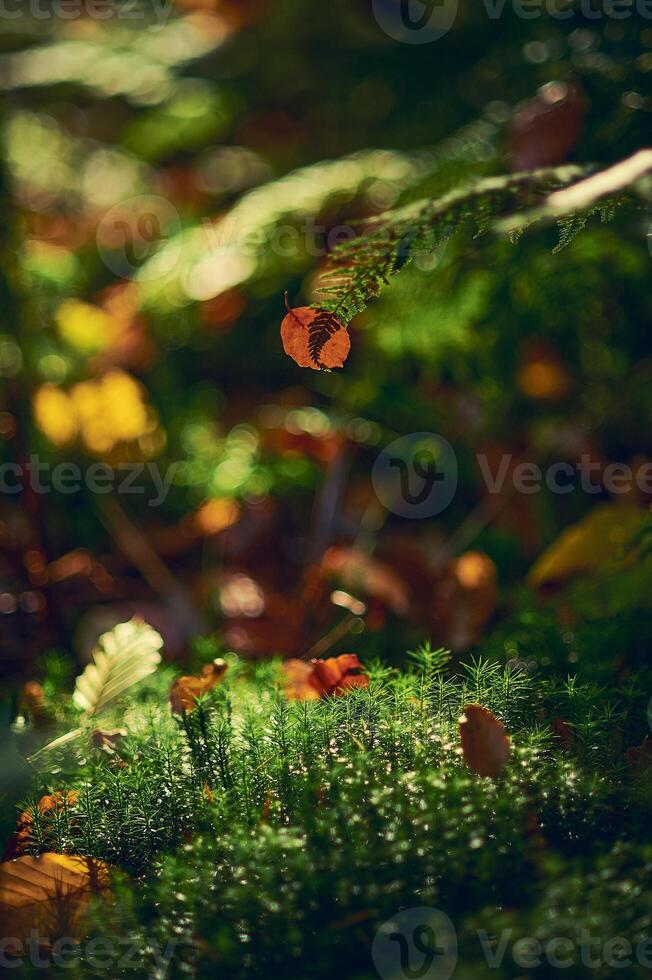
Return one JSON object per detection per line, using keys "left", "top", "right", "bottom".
{"left": 169, "top": 659, "right": 228, "bottom": 714}
{"left": 283, "top": 654, "right": 368, "bottom": 701}
{"left": 459, "top": 704, "right": 511, "bottom": 777}
{"left": 3, "top": 791, "right": 79, "bottom": 862}
{"left": 280, "top": 304, "right": 350, "bottom": 370}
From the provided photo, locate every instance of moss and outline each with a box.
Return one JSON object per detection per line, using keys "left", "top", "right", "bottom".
{"left": 7, "top": 642, "right": 652, "bottom": 978}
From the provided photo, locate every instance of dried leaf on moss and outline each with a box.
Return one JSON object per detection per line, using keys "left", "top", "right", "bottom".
{"left": 283, "top": 654, "right": 368, "bottom": 701}
{"left": 170, "top": 659, "right": 228, "bottom": 714}
{"left": 459, "top": 704, "right": 511, "bottom": 777}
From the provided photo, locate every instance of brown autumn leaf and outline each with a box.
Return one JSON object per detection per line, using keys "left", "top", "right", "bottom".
{"left": 0, "top": 853, "right": 112, "bottom": 949}
{"left": 169, "top": 659, "right": 228, "bottom": 714}
{"left": 3, "top": 791, "right": 79, "bottom": 862}
{"left": 283, "top": 654, "right": 369, "bottom": 701}
{"left": 459, "top": 704, "right": 511, "bottom": 778}
{"left": 280, "top": 305, "right": 350, "bottom": 371}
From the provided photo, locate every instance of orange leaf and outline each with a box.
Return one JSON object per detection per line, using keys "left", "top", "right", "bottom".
{"left": 169, "top": 659, "right": 228, "bottom": 714}
{"left": 283, "top": 654, "right": 368, "bottom": 701}
{"left": 459, "top": 704, "right": 511, "bottom": 778}
{"left": 280, "top": 305, "right": 350, "bottom": 370}
{"left": 3, "top": 792, "right": 78, "bottom": 862}
{"left": 0, "top": 853, "right": 112, "bottom": 948}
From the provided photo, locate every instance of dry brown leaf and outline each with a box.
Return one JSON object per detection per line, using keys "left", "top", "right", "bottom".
{"left": 283, "top": 654, "right": 368, "bottom": 701}
{"left": 0, "top": 853, "right": 112, "bottom": 948}
{"left": 459, "top": 704, "right": 511, "bottom": 778}
{"left": 3, "top": 792, "right": 79, "bottom": 862}
{"left": 170, "top": 659, "right": 228, "bottom": 714}
{"left": 280, "top": 305, "right": 350, "bottom": 370}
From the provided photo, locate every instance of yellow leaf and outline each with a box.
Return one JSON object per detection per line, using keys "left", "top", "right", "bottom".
{"left": 528, "top": 503, "right": 644, "bottom": 589}
{"left": 0, "top": 853, "right": 112, "bottom": 947}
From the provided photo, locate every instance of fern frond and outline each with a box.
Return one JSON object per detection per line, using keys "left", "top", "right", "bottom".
{"left": 499, "top": 149, "right": 652, "bottom": 237}
{"left": 137, "top": 119, "right": 502, "bottom": 312}
{"left": 315, "top": 166, "right": 584, "bottom": 324}
{"left": 312, "top": 151, "right": 652, "bottom": 325}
